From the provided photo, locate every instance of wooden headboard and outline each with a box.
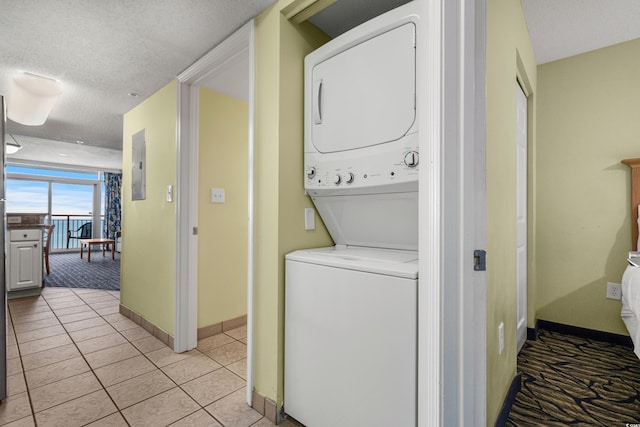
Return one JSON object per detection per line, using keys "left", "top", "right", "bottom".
{"left": 622, "top": 158, "right": 640, "bottom": 251}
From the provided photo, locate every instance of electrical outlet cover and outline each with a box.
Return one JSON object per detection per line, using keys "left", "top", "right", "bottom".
{"left": 606, "top": 282, "right": 622, "bottom": 300}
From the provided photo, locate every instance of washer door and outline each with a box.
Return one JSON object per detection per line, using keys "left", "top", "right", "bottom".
{"left": 310, "top": 22, "right": 416, "bottom": 153}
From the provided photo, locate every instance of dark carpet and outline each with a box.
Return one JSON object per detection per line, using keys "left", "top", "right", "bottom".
{"left": 507, "top": 329, "right": 640, "bottom": 426}
{"left": 44, "top": 251, "right": 120, "bottom": 291}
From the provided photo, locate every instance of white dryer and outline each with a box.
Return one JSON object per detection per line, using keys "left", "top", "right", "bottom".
{"left": 284, "top": 2, "right": 421, "bottom": 426}
{"left": 303, "top": 1, "right": 419, "bottom": 252}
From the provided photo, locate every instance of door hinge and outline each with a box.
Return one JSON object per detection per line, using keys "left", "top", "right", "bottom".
{"left": 192, "top": 227, "right": 198, "bottom": 236}
{"left": 474, "top": 249, "right": 486, "bottom": 271}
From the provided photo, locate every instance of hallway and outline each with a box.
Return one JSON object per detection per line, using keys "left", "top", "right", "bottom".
{"left": 1, "top": 287, "right": 290, "bottom": 426}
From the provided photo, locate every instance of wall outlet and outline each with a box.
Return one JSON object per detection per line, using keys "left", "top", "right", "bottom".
{"left": 498, "top": 322, "right": 504, "bottom": 354}
{"left": 606, "top": 282, "right": 622, "bottom": 300}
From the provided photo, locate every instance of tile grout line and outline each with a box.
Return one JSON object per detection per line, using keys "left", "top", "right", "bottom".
{"left": 18, "top": 288, "right": 128, "bottom": 426}
{"left": 67, "top": 287, "right": 133, "bottom": 426}
{"left": 7, "top": 301, "right": 38, "bottom": 426}
{"left": 67, "top": 287, "right": 225, "bottom": 426}
{"left": 39, "top": 288, "right": 124, "bottom": 426}
{"left": 44, "top": 289, "right": 167, "bottom": 423}
{"left": 11, "top": 289, "right": 257, "bottom": 427}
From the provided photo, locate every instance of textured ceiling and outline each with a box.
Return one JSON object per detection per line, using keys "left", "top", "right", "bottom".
{"left": 7, "top": 135, "right": 122, "bottom": 172}
{"left": 522, "top": 0, "right": 640, "bottom": 64}
{"left": 0, "top": 0, "right": 275, "bottom": 161}
{"left": 6, "top": 0, "right": 637, "bottom": 171}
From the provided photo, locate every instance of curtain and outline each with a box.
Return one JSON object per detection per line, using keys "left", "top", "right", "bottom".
{"left": 103, "top": 172, "right": 122, "bottom": 240}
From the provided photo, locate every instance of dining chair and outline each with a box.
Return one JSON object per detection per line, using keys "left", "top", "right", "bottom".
{"left": 44, "top": 224, "right": 55, "bottom": 275}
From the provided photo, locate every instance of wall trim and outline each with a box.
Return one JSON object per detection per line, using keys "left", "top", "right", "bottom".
{"left": 493, "top": 374, "right": 521, "bottom": 427}
{"left": 251, "top": 389, "right": 281, "bottom": 424}
{"left": 526, "top": 325, "right": 538, "bottom": 341}
{"left": 197, "top": 315, "right": 247, "bottom": 340}
{"left": 119, "top": 304, "right": 174, "bottom": 349}
{"left": 537, "top": 320, "right": 633, "bottom": 347}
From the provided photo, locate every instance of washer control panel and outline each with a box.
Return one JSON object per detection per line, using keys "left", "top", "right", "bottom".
{"left": 305, "top": 141, "right": 419, "bottom": 192}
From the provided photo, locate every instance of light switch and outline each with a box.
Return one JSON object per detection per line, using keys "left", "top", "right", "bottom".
{"left": 166, "top": 185, "right": 173, "bottom": 202}
{"left": 211, "top": 188, "right": 225, "bottom": 203}
{"left": 305, "top": 208, "right": 315, "bottom": 230}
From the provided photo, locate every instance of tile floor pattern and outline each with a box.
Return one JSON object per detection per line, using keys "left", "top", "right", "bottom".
{"left": 0, "top": 287, "right": 296, "bottom": 427}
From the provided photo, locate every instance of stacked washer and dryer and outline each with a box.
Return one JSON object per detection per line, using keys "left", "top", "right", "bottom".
{"left": 284, "top": 3, "right": 420, "bottom": 426}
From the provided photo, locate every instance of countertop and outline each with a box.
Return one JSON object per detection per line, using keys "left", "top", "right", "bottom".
{"left": 7, "top": 224, "right": 48, "bottom": 230}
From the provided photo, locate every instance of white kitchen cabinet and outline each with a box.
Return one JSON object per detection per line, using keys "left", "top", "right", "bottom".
{"left": 8, "top": 229, "right": 43, "bottom": 291}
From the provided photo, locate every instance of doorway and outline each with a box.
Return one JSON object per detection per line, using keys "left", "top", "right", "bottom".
{"left": 175, "top": 21, "right": 255, "bottom": 405}
{"left": 516, "top": 81, "right": 528, "bottom": 353}
{"left": 5, "top": 166, "right": 120, "bottom": 291}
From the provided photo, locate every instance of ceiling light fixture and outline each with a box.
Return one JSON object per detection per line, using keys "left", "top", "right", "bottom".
{"left": 6, "top": 134, "right": 23, "bottom": 155}
{"left": 7, "top": 72, "right": 63, "bottom": 126}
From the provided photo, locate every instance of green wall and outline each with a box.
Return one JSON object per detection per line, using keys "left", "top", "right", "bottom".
{"left": 197, "top": 88, "right": 249, "bottom": 327}
{"left": 534, "top": 39, "right": 640, "bottom": 335}
{"left": 121, "top": 80, "right": 177, "bottom": 335}
{"left": 486, "top": 0, "right": 537, "bottom": 424}
{"left": 253, "top": 0, "right": 333, "bottom": 406}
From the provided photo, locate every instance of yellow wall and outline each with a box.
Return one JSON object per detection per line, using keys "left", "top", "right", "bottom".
{"left": 486, "top": 0, "right": 536, "bottom": 423}
{"left": 197, "top": 88, "right": 249, "bottom": 327}
{"left": 534, "top": 39, "right": 640, "bottom": 335}
{"left": 253, "top": 0, "right": 333, "bottom": 406}
{"left": 121, "top": 80, "right": 177, "bottom": 335}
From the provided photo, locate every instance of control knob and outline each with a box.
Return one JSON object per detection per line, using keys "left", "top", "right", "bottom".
{"left": 345, "top": 172, "right": 355, "bottom": 184}
{"left": 333, "top": 174, "right": 342, "bottom": 185}
{"left": 404, "top": 151, "right": 419, "bottom": 168}
{"left": 306, "top": 167, "right": 316, "bottom": 179}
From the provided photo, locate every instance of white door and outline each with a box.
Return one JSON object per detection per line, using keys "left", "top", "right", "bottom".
{"left": 516, "top": 82, "right": 528, "bottom": 353}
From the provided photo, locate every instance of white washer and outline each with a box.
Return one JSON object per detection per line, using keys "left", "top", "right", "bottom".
{"left": 285, "top": 246, "right": 418, "bottom": 427}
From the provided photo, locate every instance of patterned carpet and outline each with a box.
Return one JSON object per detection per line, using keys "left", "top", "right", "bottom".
{"left": 507, "top": 329, "right": 640, "bottom": 426}
{"left": 44, "top": 251, "right": 120, "bottom": 291}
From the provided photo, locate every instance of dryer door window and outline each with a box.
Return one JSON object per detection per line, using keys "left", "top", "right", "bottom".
{"left": 311, "top": 23, "right": 416, "bottom": 154}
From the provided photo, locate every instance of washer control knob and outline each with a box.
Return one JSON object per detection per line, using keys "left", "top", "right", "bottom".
{"left": 345, "top": 172, "right": 355, "bottom": 184}
{"left": 404, "top": 151, "right": 419, "bottom": 168}
{"left": 333, "top": 174, "right": 342, "bottom": 185}
{"left": 306, "top": 167, "right": 316, "bottom": 179}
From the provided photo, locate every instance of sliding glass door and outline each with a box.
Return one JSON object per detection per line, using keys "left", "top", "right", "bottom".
{"left": 6, "top": 166, "right": 103, "bottom": 252}
{"left": 5, "top": 180, "right": 49, "bottom": 214}
{"left": 52, "top": 183, "right": 95, "bottom": 250}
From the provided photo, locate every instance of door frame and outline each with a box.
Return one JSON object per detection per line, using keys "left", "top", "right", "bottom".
{"left": 174, "top": 22, "right": 256, "bottom": 407}
{"left": 516, "top": 60, "right": 535, "bottom": 356}
{"left": 515, "top": 81, "right": 528, "bottom": 353}
{"left": 417, "top": 0, "right": 487, "bottom": 425}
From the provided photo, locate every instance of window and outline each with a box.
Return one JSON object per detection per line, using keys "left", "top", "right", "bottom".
{"left": 6, "top": 165, "right": 99, "bottom": 180}
{"left": 6, "top": 165, "right": 103, "bottom": 251}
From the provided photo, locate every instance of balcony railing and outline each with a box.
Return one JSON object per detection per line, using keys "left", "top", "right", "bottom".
{"left": 49, "top": 215, "right": 105, "bottom": 252}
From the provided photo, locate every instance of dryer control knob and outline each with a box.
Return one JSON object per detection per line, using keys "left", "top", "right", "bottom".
{"left": 404, "top": 151, "right": 419, "bottom": 168}
{"left": 306, "top": 167, "right": 316, "bottom": 179}
{"left": 333, "top": 174, "right": 342, "bottom": 185}
{"left": 345, "top": 172, "right": 355, "bottom": 184}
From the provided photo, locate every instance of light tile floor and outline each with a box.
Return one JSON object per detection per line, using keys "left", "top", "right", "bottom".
{"left": 1, "top": 287, "right": 296, "bottom": 427}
